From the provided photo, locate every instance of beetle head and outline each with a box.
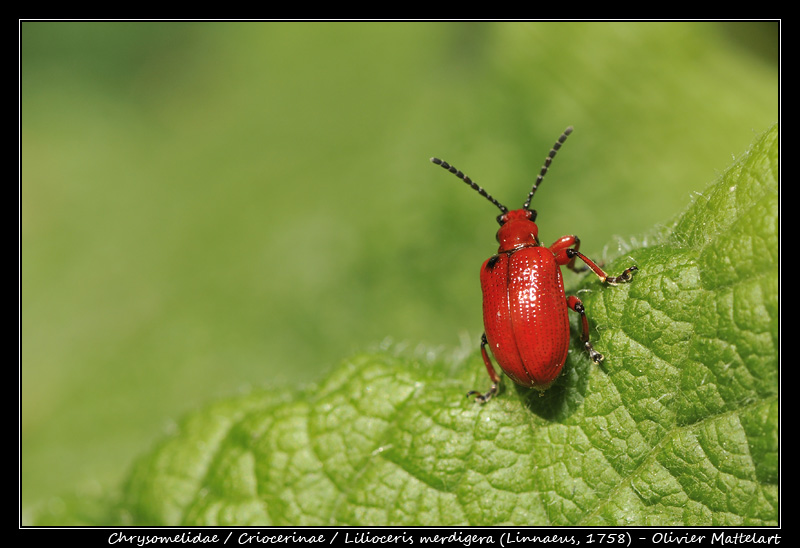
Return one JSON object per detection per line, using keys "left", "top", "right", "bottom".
{"left": 496, "top": 208, "right": 540, "bottom": 250}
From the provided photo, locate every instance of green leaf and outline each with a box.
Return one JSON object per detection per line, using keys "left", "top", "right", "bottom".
{"left": 36, "top": 124, "right": 778, "bottom": 526}
{"left": 22, "top": 23, "right": 778, "bottom": 511}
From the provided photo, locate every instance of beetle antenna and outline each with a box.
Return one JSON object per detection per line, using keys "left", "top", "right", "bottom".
{"left": 522, "top": 126, "right": 573, "bottom": 210}
{"left": 430, "top": 157, "right": 508, "bottom": 214}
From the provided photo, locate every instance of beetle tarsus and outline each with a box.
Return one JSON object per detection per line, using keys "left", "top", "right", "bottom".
{"left": 467, "top": 384, "right": 498, "bottom": 404}
{"left": 605, "top": 265, "right": 638, "bottom": 285}
{"left": 586, "top": 343, "right": 604, "bottom": 363}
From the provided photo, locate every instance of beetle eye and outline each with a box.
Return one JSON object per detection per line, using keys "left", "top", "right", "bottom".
{"left": 496, "top": 214, "right": 507, "bottom": 225}
{"left": 528, "top": 210, "right": 538, "bottom": 222}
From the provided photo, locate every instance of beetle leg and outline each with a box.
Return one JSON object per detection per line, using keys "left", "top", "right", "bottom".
{"left": 550, "top": 234, "right": 598, "bottom": 273}
{"left": 467, "top": 333, "right": 501, "bottom": 403}
{"left": 566, "top": 295, "right": 604, "bottom": 363}
{"left": 563, "top": 248, "right": 637, "bottom": 285}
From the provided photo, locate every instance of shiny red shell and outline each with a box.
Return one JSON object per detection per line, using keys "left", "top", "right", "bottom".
{"left": 481, "top": 209, "right": 569, "bottom": 391}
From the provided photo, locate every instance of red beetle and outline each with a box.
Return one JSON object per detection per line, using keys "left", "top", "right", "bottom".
{"left": 431, "top": 127, "right": 637, "bottom": 402}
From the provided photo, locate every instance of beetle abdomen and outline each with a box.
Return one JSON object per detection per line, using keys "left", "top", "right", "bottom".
{"left": 481, "top": 247, "right": 570, "bottom": 390}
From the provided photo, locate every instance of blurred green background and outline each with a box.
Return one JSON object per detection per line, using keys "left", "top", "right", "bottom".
{"left": 21, "top": 22, "right": 778, "bottom": 517}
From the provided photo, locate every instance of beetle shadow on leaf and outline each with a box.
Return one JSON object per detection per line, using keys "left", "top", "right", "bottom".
{"left": 516, "top": 358, "right": 592, "bottom": 421}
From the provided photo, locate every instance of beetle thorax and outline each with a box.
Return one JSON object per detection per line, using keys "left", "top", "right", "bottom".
{"left": 496, "top": 209, "right": 539, "bottom": 252}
